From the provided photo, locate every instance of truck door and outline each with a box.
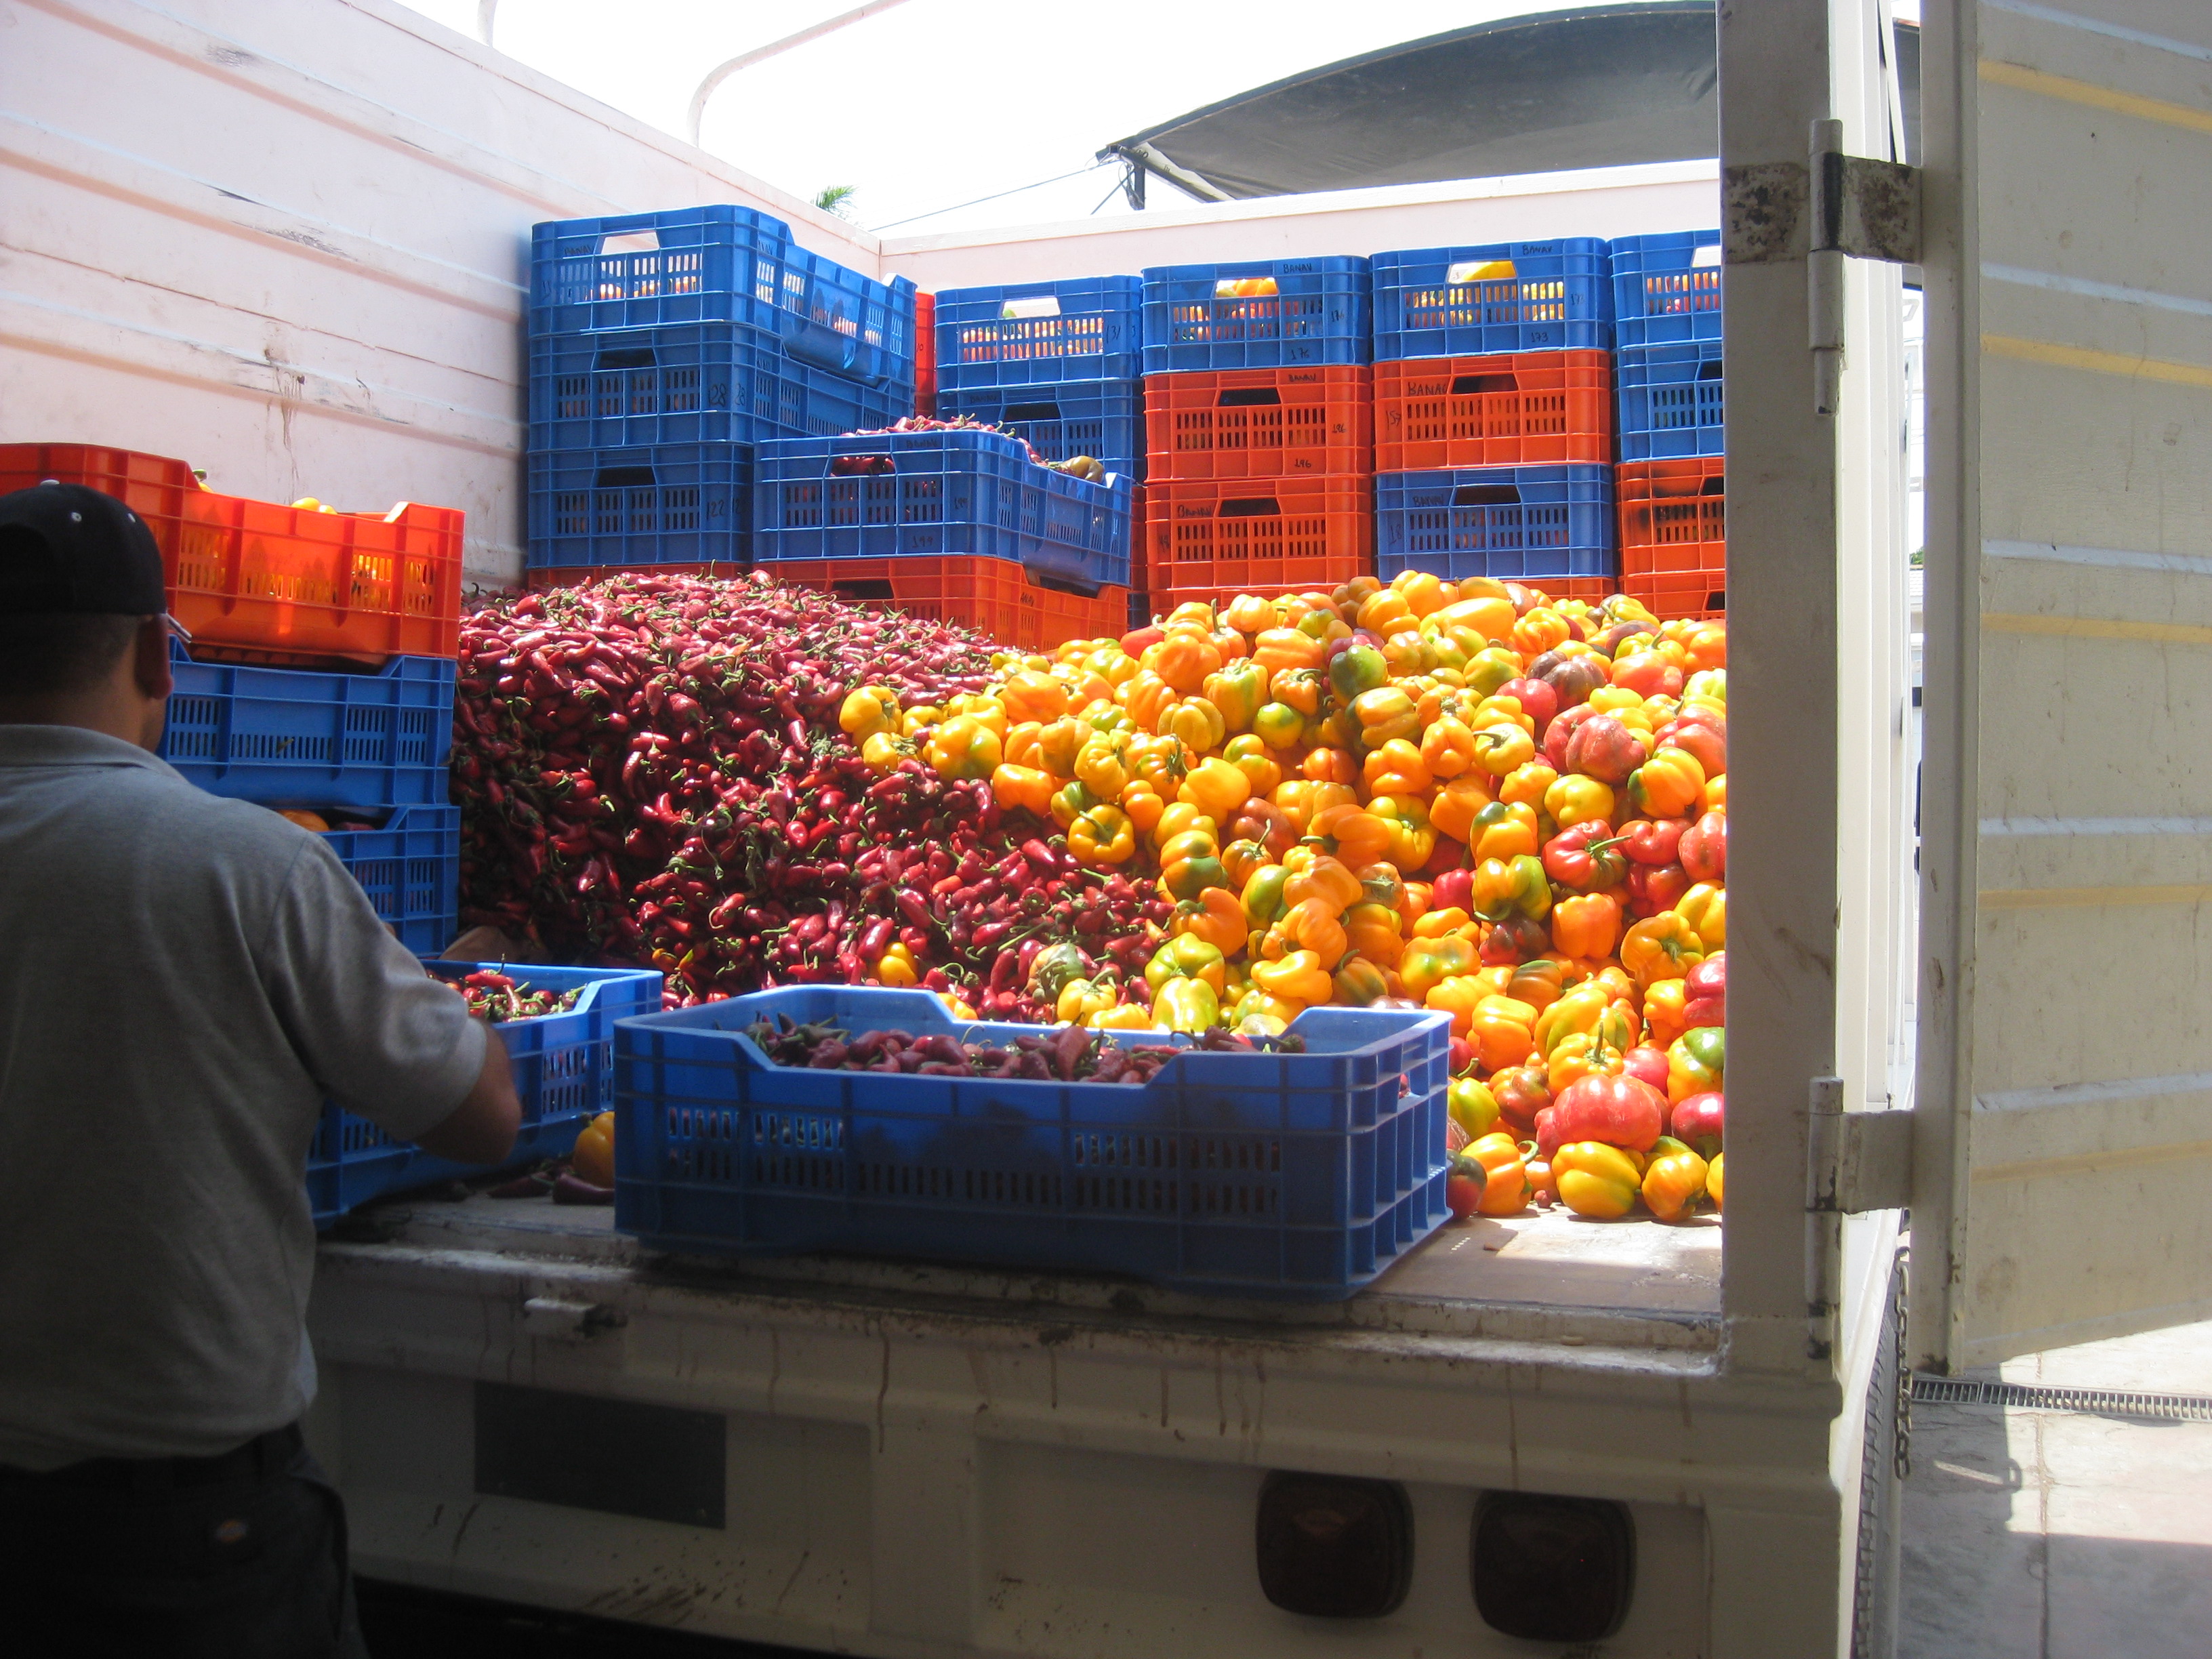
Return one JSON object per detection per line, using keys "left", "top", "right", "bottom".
{"left": 1915, "top": 0, "right": 2212, "bottom": 1370}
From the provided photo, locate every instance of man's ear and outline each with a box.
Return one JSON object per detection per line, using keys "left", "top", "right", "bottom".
{"left": 134, "top": 617, "right": 174, "bottom": 701}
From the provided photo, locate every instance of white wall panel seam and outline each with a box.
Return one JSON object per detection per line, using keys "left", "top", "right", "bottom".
{"left": 1982, "top": 262, "right": 2212, "bottom": 319}
{"left": 1978, "top": 1071, "right": 2212, "bottom": 1113}
{"left": 1985, "top": 539, "right": 2212, "bottom": 573}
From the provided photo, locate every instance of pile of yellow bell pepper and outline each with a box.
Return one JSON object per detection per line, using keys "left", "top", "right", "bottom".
{"left": 859, "top": 571, "right": 1728, "bottom": 1222}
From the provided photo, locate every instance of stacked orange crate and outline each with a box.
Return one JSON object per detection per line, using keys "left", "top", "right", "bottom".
{"left": 1617, "top": 457, "right": 1725, "bottom": 620}
{"left": 1141, "top": 365, "right": 1374, "bottom": 611}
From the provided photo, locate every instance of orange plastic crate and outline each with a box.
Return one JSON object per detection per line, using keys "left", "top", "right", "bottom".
{"left": 1144, "top": 365, "right": 1372, "bottom": 483}
{"left": 0, "top": 444, "right": 463, "bottom": 666}
{"left": 1143, "top": 476, "right": 1374, "bottom": 611}
{"left": 915, "top": 291, "right": 937, "bottom": 416}
{"left": 766, "top": 555, "right": 1127, "bottom": 651}
{"left": 1618, "top": 457, "right": 1723, "bottom": 618}
{"left": 1373, "top": 350, "right": 1612, "bottom": 471}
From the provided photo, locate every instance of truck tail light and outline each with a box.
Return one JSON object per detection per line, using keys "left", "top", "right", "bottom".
{"left": 1254, "top": 1471, "right": 1413, "bottom": 1618}
{"left": 1471, "top": 1492, "right": 1635, "bottom": 1641}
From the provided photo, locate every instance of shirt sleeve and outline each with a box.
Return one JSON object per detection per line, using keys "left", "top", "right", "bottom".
{"left": 258, "top": 837, "right": 488, "bottom": 1142}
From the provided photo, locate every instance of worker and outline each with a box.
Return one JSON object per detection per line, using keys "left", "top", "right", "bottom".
{"left": 0, "top": 482, "right": 521, "bottom": 1657}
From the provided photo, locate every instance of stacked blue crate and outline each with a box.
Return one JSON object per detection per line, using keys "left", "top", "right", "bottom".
{"left": 1611, "top": 231, "right": 1724, "bottom": 459}
{"left": 1368, "top": 240, "right": 1616, "bottom": 586}
{"left": 159, "top": 639, "right": 459, "bottom": 949}
{"left": 932, "top": 278, "right": 1145, "bottom": 481}
{"left": 526, "top": 205, "right": 918, "bottom": 573}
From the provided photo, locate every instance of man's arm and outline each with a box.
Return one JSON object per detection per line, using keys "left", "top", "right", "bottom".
{"left": 411, "top": 1020, "right": 521, "bottom": 1164}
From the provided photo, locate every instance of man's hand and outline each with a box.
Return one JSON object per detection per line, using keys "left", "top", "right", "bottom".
{"left": 412, "top": 1022, "right": 522, "bottom": 1164}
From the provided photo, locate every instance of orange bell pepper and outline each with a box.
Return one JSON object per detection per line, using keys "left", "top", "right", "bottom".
{"left": 1120, "top": 779, "right": 1165, "bottom": 838}
{"left": 1145, "top": 630, "right": 1222, "bottom": 694}
{"left": 1467, "top": 1130, "right": 1532, "bottom": 1214}
{"left": 1171, "top": 886, "right": 1248, "bottom": 956}
{"left": 1427, "top": 773, "right": 1495, "bottom": 843}
{"left": 1361, "top": 738, "right": 1432, "bottom": 798}
{"left": 1506, "top": 955, "right": 1570, "bottom": 1013}
{"left": 1550, "top": 892, "right": 1622, "bottom": 960}
{"left": 1641, "top": 1136, "right": 1709, "bottom": 1223}
{"left": 1467, "top": 991, "right": 1540, "bottom": 1067}
{"left": 1467, "top": 800, "right": 1540, "bottom": 862}
{"left": 989, "top": 762, "right": 1054, "bottom": 817}
{"left": 1640, "top": 977, "right": 1692, "bottom": 1047}
{"left": 1512, "top": 607, "right": 1572, "bottom": 656}
{"left": 1341, "top": 901, "right": 1404, "bottom": 968}
{"left": 1252, "top": 627, "right": 1324, "bottom": 678}
{"left": 1271, "top": 896, "right": 1350, "bottom": 969}
{"left": 1118, "top": 670, "right": 1176, "bottom": 733}
{"left": 1418, "top": 716, "right": 1477, "bottom": 779}
{"left": 1000, "top": 668, "right": 1069, "bottom": 726}
{"left": 1223, "top": 594, "right": 1279, "bottom": 635}
{"left": 1282, "top": 854, "right": 1362, "bottom": 915}
{"left": 1250, "top": 949, "right": 1333, "bottom": 1005}
{"left": 1307, "top": 804, "right": 1395, "bottom": 867}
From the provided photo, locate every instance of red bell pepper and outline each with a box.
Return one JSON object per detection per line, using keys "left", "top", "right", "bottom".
{"left": 1542, "top": 821, "right": 1626, "bottom": 892}
{"left": 1561, "top": 714, "right": 1650, "bottom": 786}
{"left": 1622, "top": 1044, "right": 1671, "bottom": 1094}
{"left": 1679, "top": 808, "right": 1727, "bottom": 882}
{"left": 1670, "top": 1090, "right": 1725, "bottom": 1158}
{"left": 1620, "top": 816, "right": 1689, "bottom": 866}
{"left": 1656, "top": 714, "right": 1727, "bottom": 779}
{"left": 1682, "top": 952, "right": 1725, "bottom": 1027}
{"left": 1542, "top": 1071, "right": 1666, "bottom": 1155}
{"left": 1628, "top": 861, "right": 1692, "bottom": 918}
{"left": 1496, "top": 675, "right": 1561, "bottom": 735}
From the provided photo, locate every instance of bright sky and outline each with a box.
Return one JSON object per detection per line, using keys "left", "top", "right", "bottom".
{"left": 396, "top": 1, "right": 1687, "bottom": 235}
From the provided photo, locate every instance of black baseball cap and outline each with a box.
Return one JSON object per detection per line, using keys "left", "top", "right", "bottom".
{"left": 0, "top": 482, "right": 168, "bottom": 617}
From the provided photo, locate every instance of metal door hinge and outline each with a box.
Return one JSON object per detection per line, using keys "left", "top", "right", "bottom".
{"left": 1807, "top": 1076, "right": 1915, "bottom": 1214}
{"left": 1813, "top": 146, "right": 1922, "bottom": 266}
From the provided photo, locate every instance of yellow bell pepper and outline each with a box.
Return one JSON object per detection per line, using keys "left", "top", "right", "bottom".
{"left": 1627, "top": 747, "right": 1706, "bottom": 819}
{"left": 1467, "top": 800, "right": 1541, "bottom": 862}
{"left": 955, "top": 695, "right": 1009, "bottom": 739}
{"left": 1049, "top": 779, "right": 1100, "bottom": 830}
{"left": 1073, "top": 735, "right": 1130, "bottom": 798}
{"left": 1067, "top": 806, "right": 1135, "bottom": 867}
{"left": 1158, "top": 696, "right": 1228, "bottom": 755}
{"left": 1472, "top": 721, "right": 1536, "bottom": 777}
{"left": 1543, "top": 773, "right": 1615, "bottom": 831}
{"left": 838, "top": 685, "right": 899, "bottom": 739}
{"left": 1418, "top": 715, "right": 1477, "bottom": 780}
{"left": 1092, "top": 1003, "right": 1156, "bottom": 1031}
{"left": 1159, "top": 830, "right": 1230, "bottom": 900}
{"left": 1554, "top": 1141, "right": 1643, "bottom": 1219}
{"left": 1252, "top": 701, "right": 1305, "bottom": 750}
{"left": 875, "top": 942, "right": 918, "bottom": 986}
{"left": 1675, "top": 882, "right": 1727, "bottom": 951}
{"left": 1242, "top": 863, "right": 1292, "bottom": 928}
{"left": 1179, "top": 755, "right": 1251, "bottom": 821}
{"left": 1201, "top": 659, "right": 1269, "bottom": 734}
{"left": 1332, "top": 956, "right": 1392, "bottom": 1006}
{"left": 1250, "top": 950, "right": 1334, "bottom": 1005}
{"left": 1056, "top": 976, "right": 1119, "bottom": 1025}
{"left": 924, "top": 715, "right": 1002, "bottom": 780}
{"left": 1218, "top": 733, "right": 1281, "bottom": 798}
{"left": 1145, "top": 934, "right": 1227, "bottom": 996}
{"left": 1620, "top": 914, "right": 1706, "bottom": 988}
{"left": 1366, "top": 794, "right": 1437, "bottom": 872}
{"left": 860, "top": 730, "right": 912, "bottom": 771}
{"left": 1126, "top": 731, "right": 1188, "bottom": 795}
{"left": 1151, "top": 800, "right": 1217, "bottom": 851}
{"left": 1282, "top": 854, "right": 1362, "bottom": 915}
{"left": 1471, "top": 855, "right": 1551, "bottom": 923}
{"left": 1400, "top": 933, "right": 1478, "bottom": 1000}
{"left": 1534, "top": 981, "right": 1633, "bottom": 1058}
{"left": 1705, "top": 1151, "right": 1725, "bottom": 1210}
{"left": 1640, "top": 977, "right": 1692, "bottom": 1048}
{"left": 1152, "top": 978, "right": 1221, "bottom": 1035}
{"left": 1349, "top": 684, "right": 1421, "bottom": 750}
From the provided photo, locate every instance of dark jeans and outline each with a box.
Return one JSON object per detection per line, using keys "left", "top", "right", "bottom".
{"left": 0, "top": 1422, "right": 370, "bottom": 1658}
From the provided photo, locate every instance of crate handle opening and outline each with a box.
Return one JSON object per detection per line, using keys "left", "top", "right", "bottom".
{"left": 1002, "top": 403, "right": 1063, "bottom": 422}
{"left": 1027, "top": 569, "right": 1103, "bottom": 599}
{"left": 1217, "top": 387, "right": 1282, "bottom": 408}
{"left": 595, "top": 348, "right": 657, "bottom": 371}
{"left": 781, "top": 317, "right": 883, "bottom": 386}
{"left": 1452, "top": 485, "right": 1521, "bottom": 508}
{"left": 1000, "top": 294, "right": 1063, "bottom": 319}
{"left": 832, "top": 579, "right": 897, "bottom": 602}
{"left": 594, "top": 466, "right": 657, "bottom": 489}
{"left": 1217, "top": 498, "right": 1282, "bottom": 518}
{"left": 829, "top": 455, "right": 897, "bottom": 477}
{"left": 1446, "top": 258, "right": 1517, "bottom": 285}
{"left": 1706, "top": 590, "right": 1726, "bottom": 610}
{"left": 1700, "top": 474, "right": 1727, "bottom": 496}
{"left": 599, "top": 230, "right": 660, "bottom": 255}
{"left": 1451, "top": 374, "right": 1519, "bottom": 396}
{"left": 1697, "top": 359, "right": 1725, "bottom": 382}
{"left": 1692, "top": 243, "right": 1723, "bottom": 268}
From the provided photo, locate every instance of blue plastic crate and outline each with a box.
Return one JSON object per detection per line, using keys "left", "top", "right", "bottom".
{"left": 527, "top": 442, "right": 752, "bottom": 571}
{"left": 160, "top": 639, "right": 454, "bottom": 810}
{"left": 934, "top": 276, "right": 1144, "bottom": 390}
{"left": 529, "top": 323, "right": 909, "bottom": 452}
{"left": 1370, "top": 239, "right": 1612, "bottom": 359}
{"left": 1610, "top": 230, "right": 1722, "bottom": 348}
{"left": 309, "top": 962, "right": 665, "bottom": 1227}
{"left": 611, "top": 988, "right": 1450, "bottom": 1300}
{"left": 1375, "top": 464, "right": 1616, "bottom": 583}
{"left": 1141, "top": 258, "right": 1372, "bottom": 373}
{"left": 933, "top": 377, "right": 1146, "bottom": 481}
{"left": 318, "top": 804, "right": 459, "bottom": 956}
{"left": 752, "top": 430, "right": 1132, "bottom": 590}
{"left": 531, "top": 207, "right": 916, "bottom": 395}
{"left": 1618, "top": 341, "right": 1726, "bottom": 460}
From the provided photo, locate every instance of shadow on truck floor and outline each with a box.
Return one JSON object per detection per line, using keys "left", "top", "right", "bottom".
{"left": 358, "top": 1580, "right": 817, "bottom": 1658}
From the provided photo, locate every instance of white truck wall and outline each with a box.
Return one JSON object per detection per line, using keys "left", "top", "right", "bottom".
{"left": 878, "top": 164, "right": 1721, "bottom": 289}
{"left": 0, "top": 0, "right": 869, "bottom": 588}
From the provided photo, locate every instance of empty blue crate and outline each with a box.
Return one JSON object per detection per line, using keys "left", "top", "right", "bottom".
{"left": 935, "top": 276, "right": 1143, "bottom": 391}
{"left": 611, "top": 987, "right": 1451, "bottom": 1300}
{"left": 1610, "top": 230, "right": 1721, "bottom": 348}
{"left": 529, "top": 324, "right": 907, "bottom": 451}
{"left": 310, "top": 962, "right": 666, "bottom": 1227}
{"left": 752, "top": 429, "right": 1132, "bottom": 590}
{"left": 531, "top": 205, "right": 917, "bottom": 397}
{"left": 1376, "top": 464, "right": 1616, "bottom": 583}
{"left": 935, "top": 378, "right": 1145, "bottom": 481}
{"left": 319, "top": 804, "right": 459, "bottom": 956}
{"left": 161, "top": 639, "right": 453, "bottom": 809}
{"left": 1618, "top": 341, "right": 1725, "bottom": 460}
{"left": 1371, "top": 239, "right": 1612, "bottom": 359}
{"left": 527, "top": 442, "right": 752, "bottom": 571}
{"left": 1142, "top": 258, "right": 1371, "bottom": 373}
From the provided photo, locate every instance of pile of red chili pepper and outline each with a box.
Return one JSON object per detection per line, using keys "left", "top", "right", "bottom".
{"left": 743, "top": 1013, "right": 1294, "bottom": 1082}
{"left": 443, "top": 968, "right": 580, "bottom": 1023}
{"left": 451, "top": 573, "right": 1170, "bottom": 1014}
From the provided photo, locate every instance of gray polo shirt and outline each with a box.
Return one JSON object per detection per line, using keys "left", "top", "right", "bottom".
{"left": 0, "top": 725, "right": 485, "bottom": 1471}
